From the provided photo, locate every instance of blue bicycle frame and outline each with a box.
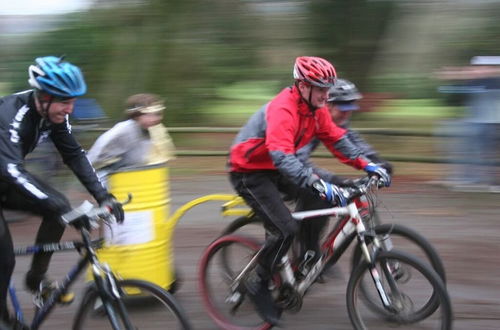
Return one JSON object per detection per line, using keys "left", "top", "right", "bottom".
{"left": 9, "top": 239, "right": 101, "bottom": 330}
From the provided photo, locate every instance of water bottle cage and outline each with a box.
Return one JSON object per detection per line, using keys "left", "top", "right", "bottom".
{"left": 298, "top": 250, "right": 316, "bottom": 277}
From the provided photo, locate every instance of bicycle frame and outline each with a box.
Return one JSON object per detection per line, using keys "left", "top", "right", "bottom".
{"left": 228, "top": 189, "right": 395, "bottom": 314}
{"left": 9, "top": 226, "right": 131, "bottom": 330}
{"left": 10, "top": 240, "right": 90, "bottom": 329}
{"left": 280, "top": 201, "right": 373, "bottom": 296}
{"left": 224, "top": 199, "right": 376, "bottom": 305}
{"left": 276, "top": 194, "right": 401, "bottom": 314}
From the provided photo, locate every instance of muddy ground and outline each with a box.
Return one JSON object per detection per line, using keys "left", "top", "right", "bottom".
{"left": 6, "top": 158, "right": 500, "bottom": 329}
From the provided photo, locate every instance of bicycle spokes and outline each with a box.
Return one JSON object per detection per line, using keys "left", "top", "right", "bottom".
{"left": 200, "top": 236, "right": 266, "bottom": 328}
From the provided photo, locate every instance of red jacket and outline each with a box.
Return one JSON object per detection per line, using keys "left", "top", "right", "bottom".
{"left": 229, "top": 86, "right": 369, "bottom": 187}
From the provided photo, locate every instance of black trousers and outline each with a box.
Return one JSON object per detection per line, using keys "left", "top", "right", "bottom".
{"left": 229, "top": 171, "right": 329, "bottom": 280}
{"left": 0, "top": 179, "right": 70, "bottom": 318}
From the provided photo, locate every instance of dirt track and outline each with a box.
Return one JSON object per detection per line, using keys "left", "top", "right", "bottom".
{"left": 6, "top": 159, "right": 500, "bottom": 329}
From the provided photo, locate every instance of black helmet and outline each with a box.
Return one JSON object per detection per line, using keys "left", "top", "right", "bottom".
{"left": 327, "top": 79, "right": 362, "bottom": 103}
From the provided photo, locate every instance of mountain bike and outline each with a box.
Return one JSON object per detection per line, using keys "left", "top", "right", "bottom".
{"left": 199, "top": 177, "right": 452, "bottom": 329}
{"left": 220, "top": 177, "right": 446, "bottom": 285}
{"left": 1, "top": 196, "right": 191, "bottom": 330}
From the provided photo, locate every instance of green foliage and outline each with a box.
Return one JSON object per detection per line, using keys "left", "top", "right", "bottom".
{"left": 2, "top": 0, "right": 397, "bottom": 125}
{"left": 215, "top": 80, "right": 281, "bottom": 101}
{"left": 374, "top": 98, "right": 462, "bottom": 119}
{"left": 8, "top": 0, "right": 261, "bottom": 125}
{"left": 368, "top": 72, "right": 440, "bottom": 99}
{"left": 3, "top": 0, "right": 499, "bottom": 128}
{"left": 307, "top": 0, "right": 396, "bottom": 89}
{"left": 444, "top": 4, "right": 500, "bottom": 63}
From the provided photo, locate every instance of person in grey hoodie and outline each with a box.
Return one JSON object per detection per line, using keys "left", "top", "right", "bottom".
{"left": 87, "top": 93, "right": 175, "bottom": 176}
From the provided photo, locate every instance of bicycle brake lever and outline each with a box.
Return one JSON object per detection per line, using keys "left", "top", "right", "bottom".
{"left": 365, "top": 176, "right": 382, "bottom": 190}
{"left": 121, "top": 193, "right": 133, "bottom": 205}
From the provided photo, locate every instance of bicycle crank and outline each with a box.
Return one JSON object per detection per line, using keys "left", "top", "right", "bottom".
{"left": 275, "top": 284, "right": 302, "bottom": 313}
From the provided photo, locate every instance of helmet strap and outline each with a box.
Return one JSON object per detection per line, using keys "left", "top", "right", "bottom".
{"left": 307, "top": 87, "right": 317, "bottom": 111}
{"left": 35, "top": 90, "right": 53, "bottom": 120}
{"left": 296, "top": 81, "right": 318, "bottom": 112}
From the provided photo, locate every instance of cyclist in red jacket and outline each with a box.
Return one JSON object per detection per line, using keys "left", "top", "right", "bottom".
{"left": 228, "top": 56, "right": 390, "bottom": 325}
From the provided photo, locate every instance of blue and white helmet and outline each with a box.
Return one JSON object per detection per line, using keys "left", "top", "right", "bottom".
{"left": 28, "top": 56, "right": 87, "bottom": 98}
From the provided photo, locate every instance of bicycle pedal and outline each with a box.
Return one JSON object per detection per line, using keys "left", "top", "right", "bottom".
{"left": 34, "top": 282, "right": 75, "bottom": 307}
{"left": 228, "top": 292, "right": 245, "bottom": 315}
{"left": 58, "top": 292, "right": 75, "bottom": 305}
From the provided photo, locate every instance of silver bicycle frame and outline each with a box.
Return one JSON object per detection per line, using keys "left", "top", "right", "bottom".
{"left": 278, "top": 201, "right": 387, "bottom": 298}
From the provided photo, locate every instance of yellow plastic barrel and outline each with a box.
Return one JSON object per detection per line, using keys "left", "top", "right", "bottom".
{"left": 93, "top": 163, "right": 175, "bottom": 290}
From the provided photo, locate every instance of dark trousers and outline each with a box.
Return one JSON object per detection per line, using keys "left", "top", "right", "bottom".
{"left": 0, "top": 179, "right": 69, "bottom": 318}
{"left": 229, "top": 171, "right": 329, "bottom": 279}
{"left": 294, "top": 186, "right": 330, "bottom": 257}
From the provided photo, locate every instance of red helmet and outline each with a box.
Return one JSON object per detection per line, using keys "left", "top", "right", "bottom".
{"left": 293, "top": 56, "right": 337, "bottom": 87}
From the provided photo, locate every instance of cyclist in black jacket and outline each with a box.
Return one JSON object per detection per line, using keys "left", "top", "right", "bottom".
{"left": 0, "top": 56, "right": 124, "bottom": 326}
{"left": 294, "top": 79, "right": 393, "bottom": 269}
{"left": 296, "top": 79, "right": 393, "bottom": 175}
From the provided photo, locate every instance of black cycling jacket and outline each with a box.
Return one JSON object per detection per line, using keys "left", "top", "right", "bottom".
{"left": 296, "top": 123, "right": 381, "bottom": 182}
{"left": 0, "top": 90, "right": 109, "bottom": 213}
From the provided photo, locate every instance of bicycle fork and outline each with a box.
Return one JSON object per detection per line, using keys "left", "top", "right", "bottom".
{"left": 359, "top": 234, "right": 403, "bottom": 313}
{"left": 92, "top": 263, "right": 135, "bottom": 330}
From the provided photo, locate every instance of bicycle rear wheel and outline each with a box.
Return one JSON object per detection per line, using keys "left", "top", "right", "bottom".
{"left": 221, "top": 215, "right": 264, "bottom": 237}
{"left": 73, "top": 279, "right": 191, "bottom": 330}
{"left": 199, "top": 234, "right": 272, "bottom": 330}
{"left": 352, "top": 222, "right": 447, "bottom": 282}
{"left": 346, "top": 249, "right": 452, "bottom": 330}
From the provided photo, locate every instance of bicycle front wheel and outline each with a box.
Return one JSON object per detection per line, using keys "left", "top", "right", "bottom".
{"left": 73, "top": 279, "right": 191, "bottom": 330}
{"left": 351, "top": 223, "right": 446, "bottom": 322}
{"left": 346, "top": 249, "right": 452, "bottom": 330}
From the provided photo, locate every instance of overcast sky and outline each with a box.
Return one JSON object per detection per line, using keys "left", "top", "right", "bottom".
{"left": 0, "top": 0, "right": 91, "bottom": 15}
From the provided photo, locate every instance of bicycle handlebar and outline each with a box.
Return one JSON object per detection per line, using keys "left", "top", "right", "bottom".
{"left": 61, "top": 194, "right": 132, "bottom": 228}
{"left": 340, "top": 175, "right": 382, "bottom": 204}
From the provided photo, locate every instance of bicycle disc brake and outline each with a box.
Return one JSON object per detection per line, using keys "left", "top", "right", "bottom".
{"left": 387, "top": 292, "right": 414, "bottom": 323}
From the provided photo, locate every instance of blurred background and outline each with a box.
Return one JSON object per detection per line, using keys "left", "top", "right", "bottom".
{"left": 1, "top": 0, "right": 499, "bottom": 189}
{"left": 2, "top": 3, "right": 500, "bottom": 329}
